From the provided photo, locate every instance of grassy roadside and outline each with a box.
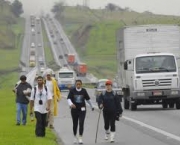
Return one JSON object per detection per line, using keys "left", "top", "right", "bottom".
{"left": 0, "top": 73, "right": 58, "bottom": 145}
{"left": 0, "top": 18, "right": 24, "bottom": 71}
{"left": 0, "top": 19, "right": 59, "bottom": 145}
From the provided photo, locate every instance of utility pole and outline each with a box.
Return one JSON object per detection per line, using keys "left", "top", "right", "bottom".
{"left": 83, "top": 0, "right": 89, "bottom": 8}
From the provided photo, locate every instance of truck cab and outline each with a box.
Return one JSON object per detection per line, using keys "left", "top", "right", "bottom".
{"left": 123, "top": 53, "right": 180, "bottom": 110}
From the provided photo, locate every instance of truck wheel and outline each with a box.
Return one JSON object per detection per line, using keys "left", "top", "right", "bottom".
{"left": 162, "top": 102, "right": 167, "bottom": 109}
{"left": 168, "top": 102, "right": 174, "bottom": 108}
{"left": 129, "top": 98, "right": 137, "bottom": 111}
{"left": 176, "top": 99, "right": 180, "bottom": 109}
{"left": 124, "top": 97, "right": 129, "bottom": 109}
{"left": 130, "top": 102, "right": 137, "bottom": 111}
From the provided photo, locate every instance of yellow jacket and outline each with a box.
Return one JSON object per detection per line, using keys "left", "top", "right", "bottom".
{"left": 52, "top": 78, "right": 61, "bottom": 116}
{"left": 45, "top": 78, "right": 61, "bottom": 116}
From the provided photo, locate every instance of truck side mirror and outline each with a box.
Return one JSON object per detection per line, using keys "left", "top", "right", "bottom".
{"left": 124, "top": 61, "right": 128, "bottom": 70}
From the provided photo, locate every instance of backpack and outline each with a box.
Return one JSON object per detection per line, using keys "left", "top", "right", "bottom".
{"left": 34, "top": 85, "right": 47, "bottom": 99}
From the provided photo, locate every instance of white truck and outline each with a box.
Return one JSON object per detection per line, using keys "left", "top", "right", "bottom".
{"left": 116, "top": 25, "right": 180, "bottom": 110}
{"left": 56, "top": 67, "right": 76, "bottom": 91}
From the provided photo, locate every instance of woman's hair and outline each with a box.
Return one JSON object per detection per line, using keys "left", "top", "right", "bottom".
{"left": 75, "top": 79, "right": 82, "bottom": 84}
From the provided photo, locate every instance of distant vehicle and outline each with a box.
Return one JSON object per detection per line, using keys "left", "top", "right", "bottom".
{"left": 67, "top": 54, "right": 75, "bottom": 64}
{"left": 29, "top": 55, "right": 36, "bottom": 67}
{"left": 38, "top": 57, "right": 44, "bottom": 66}
{"left": 59, "top": 55, "right": 63, "bottom": 59}
{"left": 31, "top": 42, "right": 35, "bottom": 48}
{"left": 31, "top": 28, "right": 35, "bottom": 35}
{"left": 30, "top": 48, "right": 35, "bottom": 55}
{"left": 55, "top": 67, "right": 76, "bottom": 91}
{"left": 94, "top": 79, "right": 122, "bottom": 102}
{"left": 74, "top": 63, "right": 87, "bottom": 76}
{"left": 38, "top": 43, "right": 42, "bottom": 47}
{"left": 53, "top": 41, "right": 57, "bottom": 45}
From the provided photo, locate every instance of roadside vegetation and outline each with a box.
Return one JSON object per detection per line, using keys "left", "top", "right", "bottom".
{"left": 0, "top": 1, "right": 59, "bottom": 144}
{"left": 53, "top": 4, "right": 180, "bottom": 79}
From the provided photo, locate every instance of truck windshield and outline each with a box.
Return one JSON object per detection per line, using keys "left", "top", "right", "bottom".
{"left": 136, "top": 55, "right": 176, "bottom": 74}
{"left": 59, "top": 73, "right": 73, "bottom": 78}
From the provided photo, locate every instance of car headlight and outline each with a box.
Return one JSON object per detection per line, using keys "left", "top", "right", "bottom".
{"left": 116, "top": 90, "right": 123, "bottom": 95}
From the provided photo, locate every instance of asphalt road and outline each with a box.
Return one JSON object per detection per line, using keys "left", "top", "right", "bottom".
{"left": 53, "top": 90, "right": 180, "bottom": 145}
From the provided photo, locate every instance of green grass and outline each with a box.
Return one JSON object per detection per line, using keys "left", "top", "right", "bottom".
{"left": 0, "top": 73, "right": 58, "bottom": 145}
{"left": 0, "top": 15, "right": 59, "bottom": 144}
{"left": 0, "top": 18, "right": 24, "bottom": 71}
{"left": 58, "top": 7, "right": 180, "bottom": 79}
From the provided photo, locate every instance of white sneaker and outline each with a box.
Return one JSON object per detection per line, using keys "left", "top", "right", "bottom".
{"left": 79, "top": 136, "right": 83, "bottom": 144}
{"left": 104, "top": 133, "right": 109, "bottom": 140}
{"left": 73, "top": 136, "right": 78, "bottom": 144}
{"left": 110, "top": 132, "right": 115, "bottom": 143}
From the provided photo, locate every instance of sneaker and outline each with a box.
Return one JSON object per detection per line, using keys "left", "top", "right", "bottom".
{"left": 73, "top": 136, "right": 78, "bottom": 144}
{"left": 104, "top": 133, "right": 108, "bottom": 140}
{"left": 16, "top": 123, "right": 20, "bottom": 126}
{"left": 78, "top": 136, "right": 83, "bottom": 144}
{"left": 110, "top": 132, "right": 115, "bottom": 143}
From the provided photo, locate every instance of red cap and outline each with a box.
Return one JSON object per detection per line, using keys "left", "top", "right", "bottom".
{"left": 105, "top": 80, "right": 112, "bottom": 85}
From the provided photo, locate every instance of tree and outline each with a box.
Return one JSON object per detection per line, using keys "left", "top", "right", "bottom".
{"left": 11, "top": 0, "right": 23, "bottom": 17}
{"left": 51, "top": 1, "right": 65, "bottom": 16}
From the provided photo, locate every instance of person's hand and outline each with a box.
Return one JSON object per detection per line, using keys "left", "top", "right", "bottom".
{"left": 70, "top": 104, "right": 76, "bottom": 109}
{"left": 99, "top": 104, "right": 103, "bottom": 109}
{"left": 46, "top": 107, "right": 50, "bottom": 111}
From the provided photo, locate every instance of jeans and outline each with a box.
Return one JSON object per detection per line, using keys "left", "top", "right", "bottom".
{"left": 16, "top": 103, "right": 28, "bottom": 124}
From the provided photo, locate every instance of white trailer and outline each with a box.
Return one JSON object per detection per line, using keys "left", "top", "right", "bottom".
{"left": 116, "top": 24, "right": 180, "bottom": 110}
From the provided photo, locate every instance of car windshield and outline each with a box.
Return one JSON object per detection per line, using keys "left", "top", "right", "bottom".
{"left": 136, "top": 55, "right": 176, "bottom": 74}
{"left": 59, "top": 72, "right": 73, "bottom": 78}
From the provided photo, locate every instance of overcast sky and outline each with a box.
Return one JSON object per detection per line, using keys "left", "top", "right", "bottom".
{"left": 15, "top": 0, "right": 180, "bottom": 16}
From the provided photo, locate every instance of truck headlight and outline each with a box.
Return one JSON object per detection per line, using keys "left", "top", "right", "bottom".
{"left": 171, "top": 91, "right": 178, "bottom": 95}
{"left": 137, "top": 92, "right": 145, "bottom": 96}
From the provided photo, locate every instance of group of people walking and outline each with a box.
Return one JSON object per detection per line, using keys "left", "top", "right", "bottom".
{"left": 13, "top": 70, "right": 123, "bottom": 143}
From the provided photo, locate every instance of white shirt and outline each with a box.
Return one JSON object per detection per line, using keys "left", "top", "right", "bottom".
{"left": 46, "top": 80, "right": 54, "bottom": 96}
{"left": 30, "top": 85, "right": 52, "bottom": 114}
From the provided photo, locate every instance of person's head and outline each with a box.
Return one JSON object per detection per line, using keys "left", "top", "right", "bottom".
{"left": 75, "top": 79, "right": 82, "bottom": 89}
{"left": 20, "top": 75, "right": 26, "bottom": 83}
{"left": 37, "top": 76, "right": 44, "bottom": 86}
{"left": 46, "top": 70, "right": 52, "bottom": 80}
{"left": 105, "top": 80, "right": 112, "bottom": 91}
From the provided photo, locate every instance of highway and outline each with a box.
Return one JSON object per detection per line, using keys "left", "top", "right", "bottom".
{"left": 18, "top": 16, "right": 180, "bottom": 145}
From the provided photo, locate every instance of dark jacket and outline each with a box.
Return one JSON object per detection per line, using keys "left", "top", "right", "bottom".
{"left": 98, "top": 91, "right": 123, "bottom": 115}
{"left": 16, "top": 82, "right": 32, "bottom": 104}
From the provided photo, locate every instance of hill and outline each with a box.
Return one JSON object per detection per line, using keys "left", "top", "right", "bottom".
{"left": 56, "top": 6, "right": 180, "bottom": 79}
{"left": 0, "top": 0, "right": 18, "bottom": 49}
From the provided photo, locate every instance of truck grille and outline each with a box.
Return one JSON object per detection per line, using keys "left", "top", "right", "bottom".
{"left": 142, "top": 79, "right": 172, "bottom": 87}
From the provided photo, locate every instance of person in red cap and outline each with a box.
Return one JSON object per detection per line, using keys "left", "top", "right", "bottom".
{"left": 98, "top": 80, "right": 123, "bottom": 143}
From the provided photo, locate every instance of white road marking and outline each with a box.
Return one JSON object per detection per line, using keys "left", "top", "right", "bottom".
{"left": 122, "top": 116, "right": 180, "bottom": 142}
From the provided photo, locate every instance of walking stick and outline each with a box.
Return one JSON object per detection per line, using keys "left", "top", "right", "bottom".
{"left": 95, "top": 108, "right": 102, "bottom": 143}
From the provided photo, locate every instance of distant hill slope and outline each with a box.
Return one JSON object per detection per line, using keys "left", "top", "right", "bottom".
{"left": 57, "top": 6, "right": 180, "bottom": 78}
{"left": 0, "top": 0, "right": 17, "bottom": 49}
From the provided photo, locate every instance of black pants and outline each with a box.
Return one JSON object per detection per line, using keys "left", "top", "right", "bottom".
{"left": 35, "top": 111, "right": 47, "bottom": 137}
{"left": 103, "top": 110, "right": 116, "bottom": 132}
{"left": 71, "top": 109, "right": 86, "bottom": 136}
